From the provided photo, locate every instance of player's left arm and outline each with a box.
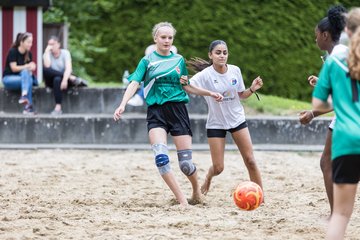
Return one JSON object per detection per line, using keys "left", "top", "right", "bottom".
{"left": 312, "top": 96, "right": 333, "bottom": 112}
{"left": 238, "top": 76, "right": 263, "bottom": 99}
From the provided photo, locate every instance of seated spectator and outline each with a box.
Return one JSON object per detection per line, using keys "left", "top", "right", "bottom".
{"left": 2, "top": 32, "right": 37, "bottom": 115}
{"left": 127, "top": 44, "right": 178, "bottom": 106}
{"left": 43, "top": 36, "right": 88, "bottom": 115}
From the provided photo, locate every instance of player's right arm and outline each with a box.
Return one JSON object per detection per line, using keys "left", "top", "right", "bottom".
{"left": 183, "top": 74, "right": 223, "bottom": 101}
{"left": 114, "top": 59, "right": 146, "bottom": 121}
{"left": 113, "top": 81, "right": 140, "bottom": 121}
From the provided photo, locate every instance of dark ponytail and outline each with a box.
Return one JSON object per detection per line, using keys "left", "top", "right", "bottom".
{"left": 317, "top": 5, "right": 347, "bottom": 43}
{"left": 11, "top": 32, "right": 32, "bottom": 63}
{"left": 11, "top": 33, "right": 23, "bottom": 48}
{"left": 187, "top": 57, "right": 211, "bottom": 73}
{"left": 187, "top": 40, "right": 227, "bottom": 73}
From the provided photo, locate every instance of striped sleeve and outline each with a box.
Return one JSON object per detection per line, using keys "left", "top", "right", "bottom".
{"left": 128, "top": 58, "right": 147, "bottom": 83}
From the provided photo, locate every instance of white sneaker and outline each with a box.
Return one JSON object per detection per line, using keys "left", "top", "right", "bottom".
{"left": 127, "top": 94, "right": 144, "bottom": 106}
{"left": 51, "top": 109, "right": 63, "bottom": 115}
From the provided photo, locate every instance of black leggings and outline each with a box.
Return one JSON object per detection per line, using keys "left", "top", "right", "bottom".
{"left": 43, "top": 67, "right": 74, "bottom": 104}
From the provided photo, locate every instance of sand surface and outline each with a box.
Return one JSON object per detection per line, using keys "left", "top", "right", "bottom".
{"left": 0, "top": 149, "right": 359, "bottom": 240}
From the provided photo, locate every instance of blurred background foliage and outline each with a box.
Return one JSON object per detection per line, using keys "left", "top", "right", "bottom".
{"left": 44, "top": 0, "right": 359, "bottom": 100}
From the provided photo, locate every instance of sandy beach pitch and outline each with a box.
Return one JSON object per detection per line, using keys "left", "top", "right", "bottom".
{"left": 0, "top": 149, "right": 359, "bottom": 239}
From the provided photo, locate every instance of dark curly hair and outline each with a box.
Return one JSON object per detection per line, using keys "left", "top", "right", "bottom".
{"left": 317, "top": 5, "right": 347, "bottom": 43}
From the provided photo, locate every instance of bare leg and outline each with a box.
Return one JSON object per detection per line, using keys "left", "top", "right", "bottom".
{"left": 231, "top": 127, "right": 263, "bottom": 190}
{"left": 149, "top": 128, "right": 187, "bottom": 206}
{"left": 173, "top": 135, "right": 202, "bottom": 203}
{"left": 321, "top": 130, "right": 333, "bottom": 215}
{"left": 201, "top": 137, "right": 226, "bottom": 195}
{"left": 161, "top": 172, "right": 188, "bottom": 206}
{"left": 326, "top": 183, "right": 357, "bottom": 240}
{"left": 186, "top": 171, "right": 202, "bottom": 205}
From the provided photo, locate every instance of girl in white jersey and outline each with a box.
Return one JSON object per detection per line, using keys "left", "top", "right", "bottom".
{"left": 298, "top": 5, "right": 347, "bottom": 216}
{"left": 183, "top": 40, "right": 263, "bottom": 195}
{"left": 114, "top": 22, "right": 222, "bottom": 207}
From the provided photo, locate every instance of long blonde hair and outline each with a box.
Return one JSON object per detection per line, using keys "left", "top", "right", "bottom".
{"left": 346, "top": 8, "right": 360, "bottom": 80}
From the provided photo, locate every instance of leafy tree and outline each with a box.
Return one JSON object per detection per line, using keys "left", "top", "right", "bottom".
{"left": 44, "top": 0, "right": 358, "bottom": 100}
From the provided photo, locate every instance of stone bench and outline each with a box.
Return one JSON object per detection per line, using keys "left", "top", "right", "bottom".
{"left": 0, "top": 87, "right": 208, "bottom": 114}
{"left": 0, "top": 114, "right": 330, "bottom": 145}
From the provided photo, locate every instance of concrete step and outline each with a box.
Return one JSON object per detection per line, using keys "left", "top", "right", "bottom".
{"left": 0, "top": 114, "right": 331, "bottom": 145}
{"left": 0, "top": 143, "right": 324, "bottom": 152}
{"left": 0, "top": 87, "right": 208, "bottom": 114}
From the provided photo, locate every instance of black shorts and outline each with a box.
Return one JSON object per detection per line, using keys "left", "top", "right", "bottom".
{"left": 147, "top": 102, "right": 192, "bottom": 136}
{"left": 207, "top": 121, "right": 248, "bottom": 138}
{"left": 332, "top": 155, "right": 360, "bottom": 184}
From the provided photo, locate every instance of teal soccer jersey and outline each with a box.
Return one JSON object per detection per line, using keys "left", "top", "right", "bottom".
{"left": 128, "top": 51, "right": 189, "bottom": 106}
{"left": 313, "top": 52, "right": 360, "bottom": 160}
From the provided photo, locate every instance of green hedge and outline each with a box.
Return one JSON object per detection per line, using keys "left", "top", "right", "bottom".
{"left": 45, "top": 0, "right": 359, "bottom": 100}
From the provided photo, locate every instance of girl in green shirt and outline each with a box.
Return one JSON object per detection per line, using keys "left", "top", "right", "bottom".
{"left": 312, "top": 8, "right": 360, "bottom": 240}
{"left": 114, "top": 22, "right": 222, "bottom": 206}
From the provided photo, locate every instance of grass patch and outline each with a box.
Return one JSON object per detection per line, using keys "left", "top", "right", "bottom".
{"left": 242, "top": 93, "right": 324, "bottom": 116}
{"left": 86, "top": 82, "right": 332, "bottom": 116}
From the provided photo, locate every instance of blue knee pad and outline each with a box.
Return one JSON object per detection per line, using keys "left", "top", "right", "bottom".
{"left": 152, "top": 143, "right": 171, "bottom": 175}
{"left": 177, "top": 149, "right": 196, "bottom": 176}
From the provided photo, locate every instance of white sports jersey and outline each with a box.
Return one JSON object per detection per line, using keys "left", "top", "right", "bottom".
{"left": 190, "top": 64, "right": 246, "bottom": 129}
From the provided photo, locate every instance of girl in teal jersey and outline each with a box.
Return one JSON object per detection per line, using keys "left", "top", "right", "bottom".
{"left": 313, "top": 8, "right": 360, "bottom": 240}
{"left": 299, "top": 5, "right": 347, "bottom": 216}
{"left": 114, "top": 22, "right": 222, "bottom": 206}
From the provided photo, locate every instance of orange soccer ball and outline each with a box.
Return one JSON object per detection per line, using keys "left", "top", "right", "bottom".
{"left": 233, "top": 181, "right": 263, "bottom": 211}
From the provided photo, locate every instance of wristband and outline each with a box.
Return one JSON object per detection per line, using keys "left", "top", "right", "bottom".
{"left": 249, "top": 87, "right": 260, "bottom": 101}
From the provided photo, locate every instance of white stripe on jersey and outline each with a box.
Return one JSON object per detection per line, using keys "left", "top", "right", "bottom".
{"left": 148, "top": 56, "right": 182, "bottom": 68}
{"left": 144, "top": 64, "right": 180, "bottom": 98}
{"left": 144, "top": 78, "right": 155, "bottom": 98}
{"left": 332, "top": 56, "right": 349, "bottom": 73}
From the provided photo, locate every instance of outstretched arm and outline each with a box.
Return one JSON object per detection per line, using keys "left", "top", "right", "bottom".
{"left": 298, "top": 108, "right": 333, "bottom": 125}
{"left": 113, "top": 81, "right": 140, "bottom": 121}
{"left": 181, "top": 76, "right": 223, "bottom": 101}
{"left": 312, "top": 97, "right": 333, "bottom": 113}
{"left": 238, "top": 76, "right": 263, "bottom": 99}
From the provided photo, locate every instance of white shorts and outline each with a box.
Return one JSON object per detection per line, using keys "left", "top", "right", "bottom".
{"left": 329, "top": 116, "right": 336, "bottom": 130}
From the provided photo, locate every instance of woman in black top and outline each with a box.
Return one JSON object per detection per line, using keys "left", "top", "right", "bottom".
{"left": 2, "top": 32, "right": 37, "bottom": 114}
